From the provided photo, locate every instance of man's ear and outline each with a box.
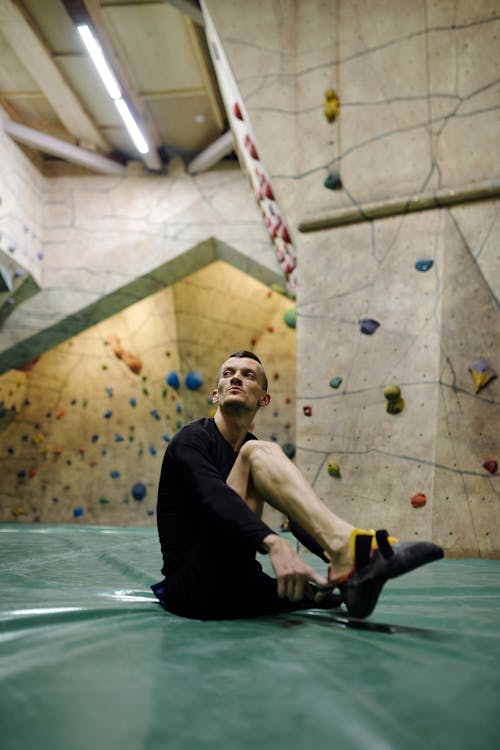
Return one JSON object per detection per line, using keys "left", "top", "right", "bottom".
{"left": 259, "top": 393, "right": 271, "bottom": 407}
{"left": 211, "top": 389, "right": 219, "bottom": 404}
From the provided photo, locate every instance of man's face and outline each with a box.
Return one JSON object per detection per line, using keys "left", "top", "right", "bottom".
{"left": 213, "top": 357, "right": 270, "bottom": 413}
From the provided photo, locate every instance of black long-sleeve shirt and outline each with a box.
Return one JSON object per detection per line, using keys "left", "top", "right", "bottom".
{"left": 156, "top": 418, "right": 275, "bottom": 577}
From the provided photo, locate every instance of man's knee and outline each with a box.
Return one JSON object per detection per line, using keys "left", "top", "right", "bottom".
{"left": 240, "top": 439, "right": 283, "bottom": 469}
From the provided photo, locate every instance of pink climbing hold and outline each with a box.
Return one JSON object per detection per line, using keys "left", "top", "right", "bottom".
{"left": 483, "top": 460, "right": 498, "bottom": 474}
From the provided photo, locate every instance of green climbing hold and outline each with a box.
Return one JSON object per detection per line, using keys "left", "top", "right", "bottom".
{"left": 99, "top": 497, "right": 111, "bottom": 505}
{"left": 328, "top": 462, "right": 341, "bottom": 478}
{"left": 329, "top": 376, "right": 343, "bottom": 389}
{"left": 323, "top": 170, "right": 342, "bottom": 190}
{"left": 284, "top": 308, "right": 296, "bottom": 329}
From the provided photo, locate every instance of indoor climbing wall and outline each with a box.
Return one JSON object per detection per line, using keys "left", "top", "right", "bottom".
{"left": 0, "top": 260, "right": 296, "bottom": 527}
{"left": 0, "top": 118, "right": 286, "bottom": 374}
{"left": 205, "top": 0, "right": 499, "bottom": 555}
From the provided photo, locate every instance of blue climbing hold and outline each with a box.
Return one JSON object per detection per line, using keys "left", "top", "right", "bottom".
{"left": 415, "top": 260, "right": 434, "bottom": 272}
{"left": 162, "top": 434, "right": 170, "bottom": 442}
{"left": 149, "top": 446, "right": 157, "bottom": 456}
{"left": 131, "top": 482, "right": 147, "bottom": 501}
{"left": 105, "top": 386, "right": 113, "bottom": 397}
{"left": 282, "top": 442, "right": 296, "bottom": 460}
{"left": 176, "top": 403, "right": 182, "bottom": 414}
{"left": 104, "top": 410, "right": 113, "bottom": 419}
{"left": 115, "top": 434, "right": 125, "bottom": 442}
{"left": 150, "top": 409, "right": 161, "bottom": 420}
{"left": 17, "top": 470, "right": 27, "bottom": 479}
{"left": 359, "top": 318, "right": 380, "bottom": 335}
{"left": 166, "top": 371, "right": 180, "bottom": 390}
{"left": 110, "top": 470, "right": 121, "bottom": 478}
{"left": 91, "top": 434, "right": 99, "bottom": 443}
{"left": 129, "top": 398, "right": 137, "bottom": 407}
{"left": 185, "top": 371, "right": 204, "bottom": 390}
{"left": 73, "top": 507, "right": 84, "bottom": 518}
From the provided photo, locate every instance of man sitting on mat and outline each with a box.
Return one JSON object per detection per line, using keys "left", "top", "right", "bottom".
{"left": 152, "top": 351, "right": 443, "bottom": 620}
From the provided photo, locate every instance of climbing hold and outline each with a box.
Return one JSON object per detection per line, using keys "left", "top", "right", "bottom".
{"left": 131, "top": 482, "right": 147, "bottom": 501}
{"left": 359, "top": 318, "right": 380, "bottom": 335}
{"left": 303, "top": 405, "right": 312, "bottom": 417}
{"left": 233, "top": 102, "right": 243, "bottom": 120}
{"left": 53, "top": 447, "right": 63, "bottom": 455}
{"left": 176, "top": 420, "right": 183, "bottom": 429}
{"left": 110, "top": 470, "right": 121, "bottom": 479}
{"left": 105, "top": 386, "right": 113, "bottom": 397}
{"left": 324, "top": 170, "right": 342, "bottom": 190}
{"left": 99, "top": 497, "right": 110, "bottom": 505}
{"left": 166, "top": 371, "right": 180, "bottom": 390}
{"left": 150, "top": 409, "right": 161, "bottom": 420}
{"left": 324, "top": 89, "right": 340, "bottom": 122}
{"left": 267, "top": 325, "right": 275, "bottom": 333}
{"left": 273, "top": 373, "right": 280, "bottom": 382}
{"left": 468, "top": 359, "right": 497, "bottom": 394}
{"left": 17, "top": 470, "right": 27, "bottom": 479}
{"left": 104, "top": 410, "right": 113, "bottom": 419}
{"left": 384, "top": 385, "right": 405, "bottom": 414}
{"left": 327, "top": 462, "right": 341, "bottom": 478}
{"left": 411, "top": 493, "right": 427, "bottom": 508}
{"left": 176, "top": 403, "right": 182, "bottom": 414}
{"left": 162, "top": 434, "right": 170, "bottom": 443}
{"left": 270, "top": 434, "right": 278, "bottom": 442}
{"left": 77, "top": 446, "right": 85, "bottom": 454}
{"left": 329, "top": 376, "right": 343, "bottom": 389}
{"left": 483, "top": 460, "right": 498, "bottom": 474}
{"left": 12, "top": 507, "right": 27, "bottom": 517}
{"left": 32, "top": 432, "right": 44, "bottom": 444}
{"left": 73, "top": 508, "right": 84, "bottom": 518}
{"left": 37, "top": 250, "right": 44, "bottom": 260}
{"left": 106, "top": 333, "right": 142, "bottom": 374}
{"left": 91, "top": 434, "right": 99, "bottom": 443}
{"left": 185, "top": 371, "right": 204, "bottom": 390}
{"left": 282, "top": 442, "right": 296, "bottom": 460}
{"left": 114, "top": 434, "right": 125, "bottom": 442}
{"left": 129, "top": 398, "right": 137, "bottom": 407}
{"left": 55, "top": 409, "right": 66, "bottom": 420}
{"left": 149, "top": 446, "right": 157, "bottom": 456}
{"left": 28, "top": 469, "right": 37, "bottom": 478}
{"left": 284, "top": 308, "right": 296, "bottom": 329}
{"left": 142, "top": 388, "right": 149, "bottom": 396}
{"left": 415, "top": 260, "right": 434, "bottom": 272}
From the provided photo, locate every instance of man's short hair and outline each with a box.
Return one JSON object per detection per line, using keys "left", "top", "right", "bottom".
{"left": 221, "top": 350, "right": 268, "bottom": 391}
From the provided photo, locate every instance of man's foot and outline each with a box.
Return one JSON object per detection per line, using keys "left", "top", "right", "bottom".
{"left": 338, "top": 529, "right": 444, "bottom": 619}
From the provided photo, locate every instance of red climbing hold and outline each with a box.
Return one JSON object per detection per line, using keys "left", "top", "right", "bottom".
{"left": 303, "top": 405, "right": 312, "bottom": 417}
{"left": 56, "top": 409, "right": 66, "bottom": 420}
{"left": 411, "top": 493, "right": 427, "bottom": 508}
{"left": 483, "top": 460, "right": 498, "bottom": 474}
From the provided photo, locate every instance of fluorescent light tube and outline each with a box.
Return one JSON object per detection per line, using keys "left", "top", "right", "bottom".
{"left": 114, "top": 98, "right": 150, "bottom": 154}
{"left": 77, "top": 24, "right": 122, "bottom": 100}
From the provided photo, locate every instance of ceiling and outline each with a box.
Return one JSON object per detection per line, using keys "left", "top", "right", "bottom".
{"left": 0, "top": 0, "right": 230, "bottom": 175}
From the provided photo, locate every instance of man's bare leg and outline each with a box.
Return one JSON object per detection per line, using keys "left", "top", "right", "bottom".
{"left": 226, "top": 439, "right": 355, "bottom": 581}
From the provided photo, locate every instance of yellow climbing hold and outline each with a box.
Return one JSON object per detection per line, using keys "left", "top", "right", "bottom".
{"left": 384, "top": 384, "right": 405, "bottom": 414}
{"left": 324, "top": 89, "right": 340, "bottom": 122}
{"left": 328, "top": 462, "right": 341, "bottom": 478}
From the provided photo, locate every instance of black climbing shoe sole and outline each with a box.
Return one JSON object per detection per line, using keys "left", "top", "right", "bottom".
{"left": 339, "top": 538, "right": 444, "bottom": 619}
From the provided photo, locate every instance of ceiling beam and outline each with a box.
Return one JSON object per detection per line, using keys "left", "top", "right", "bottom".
{"left": 187, "top": 129, "right": 233, "bottom": 174}
{"left": 4, "top": 118, "right": 126, "bottom": 176}
{"left": 163, "top": 0, "right": 204, "bottom": 26}
{"left": 0, "top": 0, "right": 108, "bottom": 151}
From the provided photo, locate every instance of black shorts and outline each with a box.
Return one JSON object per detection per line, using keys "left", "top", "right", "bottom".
{"left": 151, "top": 556, "right": 309, "bottom": 621}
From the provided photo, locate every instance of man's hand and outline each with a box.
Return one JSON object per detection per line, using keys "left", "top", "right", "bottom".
{"left": 263, "top": 533, "right": 328, "bottom": 602}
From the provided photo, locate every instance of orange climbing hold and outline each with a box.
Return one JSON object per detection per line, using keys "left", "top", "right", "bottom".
{"left": 106, "top": 333, "right": 142, "bottom": 374}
